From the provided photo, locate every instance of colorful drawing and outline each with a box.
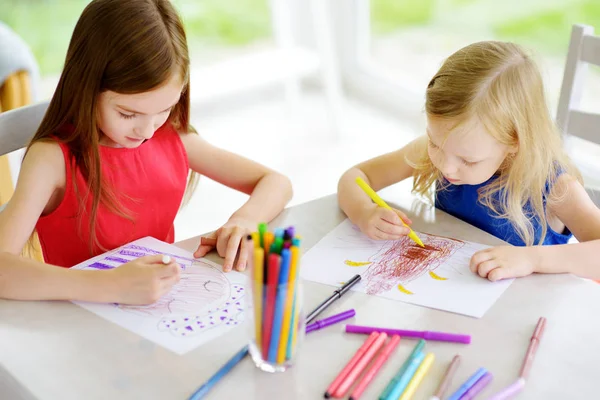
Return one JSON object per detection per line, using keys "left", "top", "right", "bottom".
{"left": 301, "top": 219, "right": 514, "bottom": 318}
{"left": 71, "top": 237, "right": 247, "bottom": 354}
{"left": 361, "top": 233, "right": 464, "bottom": 295}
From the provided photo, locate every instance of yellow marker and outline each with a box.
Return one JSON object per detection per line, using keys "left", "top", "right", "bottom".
{"left": 251, "top": 232, "right": 260, "bottom": 248}
{"left": 276, "top": 245, "right": 300, "bottom": 363}
{"left": 399, "top": 352, "right": 435, "bottom": 400}
{"left": 355, "top": 176, "right": 424, "bottom": 247}
{"left": 289, "top": 295, "right": 301, "bottom": 359}
{"left": 253, "top": 248, "right": 264, "bottom": 352}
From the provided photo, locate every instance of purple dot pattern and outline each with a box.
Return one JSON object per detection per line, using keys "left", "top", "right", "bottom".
{"left": 157, "top": 284, "right": 245, "bottom": 337}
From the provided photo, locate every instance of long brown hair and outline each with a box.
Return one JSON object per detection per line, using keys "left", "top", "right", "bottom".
{"left": 27, "top": 0, "right": 195, "bottom": 252}
{"left": 409, "top": 41, "right": 581, "bottom": 245}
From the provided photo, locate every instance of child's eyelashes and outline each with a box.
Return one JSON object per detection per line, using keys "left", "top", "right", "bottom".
{"left": 428, "top": 139, "right": 438, "bottom": 149}
{"left": 462, "top": 159, "right": 478, "bottom": 167}
{"left": 119, "top": 112, "right": 136, "bottom": 120}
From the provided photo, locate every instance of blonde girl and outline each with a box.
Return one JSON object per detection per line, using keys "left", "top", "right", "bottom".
{"left": 338, "top": 41, "right": 600, "bottom": 281}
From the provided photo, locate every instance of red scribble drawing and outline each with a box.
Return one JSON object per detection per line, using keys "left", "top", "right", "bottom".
{"left": 362, "top": 233, "right": 464, "bottom": 295}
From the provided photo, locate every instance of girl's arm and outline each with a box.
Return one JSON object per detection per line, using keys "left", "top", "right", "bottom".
{"left": 537, "top": 175, "right": 600, "bottom": 278}
{"left": 337, "top": 136, "right": 425, "bottom": 237}
{"left": 0, "top": 142, "right": 178, "bottom": 303}
{"left": 179, "top": 133, "right": 292, "bottom": 270}
{"left": 0, "top": 141, "right": 109, "bottom": 300}
{"left": 471, "top": 175, "right": 600, "bottom": 281}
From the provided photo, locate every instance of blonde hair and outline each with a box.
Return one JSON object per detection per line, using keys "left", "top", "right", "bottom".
{"left": 410, "top": 41, "right": 581, "bottom": 246}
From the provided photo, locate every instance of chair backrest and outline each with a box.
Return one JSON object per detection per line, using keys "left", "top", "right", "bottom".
{"left": 557, "top": 24, "right": 600, "bottom": 145}
{"left": 0, "top": 100, "right": 48, "bottom": 156}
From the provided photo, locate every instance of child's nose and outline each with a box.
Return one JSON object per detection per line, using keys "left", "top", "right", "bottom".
{"left": 135, "top": 122, "right": 155, "bottom": 140}
{"left": 440, "top": 158, "right": 459, "bottom": 175}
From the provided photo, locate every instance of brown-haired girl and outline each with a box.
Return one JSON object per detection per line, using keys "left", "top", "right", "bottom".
{"left": 0, "top": 0, "right": 292, "bottom": 303}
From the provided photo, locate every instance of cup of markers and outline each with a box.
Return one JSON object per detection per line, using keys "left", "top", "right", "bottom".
{"left": 246, "top": 223, "right": 305, "bottom": 372}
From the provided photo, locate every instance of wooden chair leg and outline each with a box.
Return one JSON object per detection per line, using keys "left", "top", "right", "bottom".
{"left": 0, "top": 155, "right": 14, "bottom": 205}
{"left": 0, "top": 73, "right": 22, "bottom": 110}
{"left": 16, "top": 71, "right": 31, "bottom": 105}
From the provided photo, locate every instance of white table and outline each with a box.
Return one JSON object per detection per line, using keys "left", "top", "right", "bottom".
{"left": 1, "top": 188, "right": 599, "bottom": 400}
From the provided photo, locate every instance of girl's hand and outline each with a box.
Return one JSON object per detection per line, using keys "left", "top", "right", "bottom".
{"left": 194, "top": 218, "right": 255, "bottom": 272}
{"left": 470, "top": 246, "right": 539, "bottom": 281}
{"left": 108, "top": 255, "right": 181, "bottom": 304}
{"left": 358, "top": 205, "right": 412, "bottom": 241}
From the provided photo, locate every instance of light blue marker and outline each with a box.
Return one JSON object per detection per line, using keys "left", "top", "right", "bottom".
{"left": 267, "top": 248, "right": 291, "bottom": 362}
{"left": 379, "top": 339, "right": 426, "bottom": 400}
{"left": 447, "top": 367, "right": 488, "bottom": 400}
{"left": 385, "top": 350, "right": 426, "bottom": 400}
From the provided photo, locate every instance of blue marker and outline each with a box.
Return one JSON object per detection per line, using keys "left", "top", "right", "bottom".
{"left": 188, "top": 345, "right": 248, "bottom": 400}
{"left": 447, "top": 367, "right": 488, "bottom": 400}
{"left": 379, "top": 339, "right": 426, "bottom": 399}
{"left": 385, "top": 351, "right": 426, "bottom": 400}
{"left": 267, "top": 248, "right": 291, "bottom": 362}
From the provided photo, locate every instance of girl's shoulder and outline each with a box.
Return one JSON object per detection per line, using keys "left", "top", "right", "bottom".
{"left": 15, "top": 139, "right": 66, "bottom": 216}
{"left": 24, "top": 139, "right": 65, "bottom": 180}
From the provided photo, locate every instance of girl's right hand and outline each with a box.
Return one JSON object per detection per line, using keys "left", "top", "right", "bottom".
{"left": 358, "top": 205, "right": 413, "bottom": 241}
{"left": 107, "top": 255, "right": 181, "bottom": 305}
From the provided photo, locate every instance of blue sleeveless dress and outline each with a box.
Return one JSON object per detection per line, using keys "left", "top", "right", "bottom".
{"left": 435, "top": 176, "right": 571, "bottom": 246}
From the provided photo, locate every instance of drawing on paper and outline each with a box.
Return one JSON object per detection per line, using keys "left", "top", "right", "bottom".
{"left": 300, "top": 218, "right": 514, "bottom": 318}
{"left": 86, "top": 243, "right": 245, "bottom": 337}
{"left": 360, "top": 233, "right": 464, "bottom": 295}
{"left": 72, "top": 237, "right": 247, "bottom": 353}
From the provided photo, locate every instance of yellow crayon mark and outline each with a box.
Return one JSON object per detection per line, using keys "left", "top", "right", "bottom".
{"left": 344, "top": 260, "right": 372, "bottom": 267}
{"left": 397, "top": 284, "right": 414, "bottom": 295}
{"left": 429, "top": 271, "right": 448, "bottom": 281}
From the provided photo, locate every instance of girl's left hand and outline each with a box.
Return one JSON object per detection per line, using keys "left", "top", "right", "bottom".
{"left": 470, "top": 245, "right": 539, "bottom": 281}
{"left": 193, "top": 218, "right": 255, "bottom": 272}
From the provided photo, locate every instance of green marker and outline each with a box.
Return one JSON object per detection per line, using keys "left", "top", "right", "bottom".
{"left": 258, "top": 222, "right": 267, "bottom": 248}
{"left": 379, "top": 339, "right": 426, "bottom": 400}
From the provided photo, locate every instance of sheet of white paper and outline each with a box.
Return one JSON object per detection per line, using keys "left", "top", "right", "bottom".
{"left": 301, "top": 219, "right": 513, "bottom": 318}
{"left": 71, "top": 237, "right": 246, "bottom": 354}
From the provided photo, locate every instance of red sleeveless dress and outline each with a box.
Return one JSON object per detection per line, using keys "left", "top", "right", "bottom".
{"left": 36, "top": 123, "right": 189, "bottom": 267}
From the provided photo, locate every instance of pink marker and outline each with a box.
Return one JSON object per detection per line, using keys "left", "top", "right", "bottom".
{"left": 519, "top": 317, "right": 546, "bottom": 379}
{"left": 333, "top": 332, "right": 388, "bottom": 398}
{"left": 349, "top": 335, "right": 401, "bottom": 400}
{"left": 324, "top": 332, "right": 379, "bottom": 398}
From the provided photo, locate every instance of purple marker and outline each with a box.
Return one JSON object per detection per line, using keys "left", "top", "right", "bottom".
{"left": 345, "top": 324, "right": 471, "bottom": 344}
{"left": 462, "top": 371, "right": 493, "bottom": 399}
{"left": 305, "top": 309, "right": 356, "bottom": 333}
{"left": 487, "top": 378, "right": 525, "bottom": 400}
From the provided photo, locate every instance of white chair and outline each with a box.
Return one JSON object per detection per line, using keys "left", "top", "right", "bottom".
{"left": 557, "top": 24, "right": 600, "bottom": 206}
{"left": 0, "top": 100, "right": 49, "bottom": 212}
{"left": 0, "top": 100, "right": 48, "bottom": 260}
